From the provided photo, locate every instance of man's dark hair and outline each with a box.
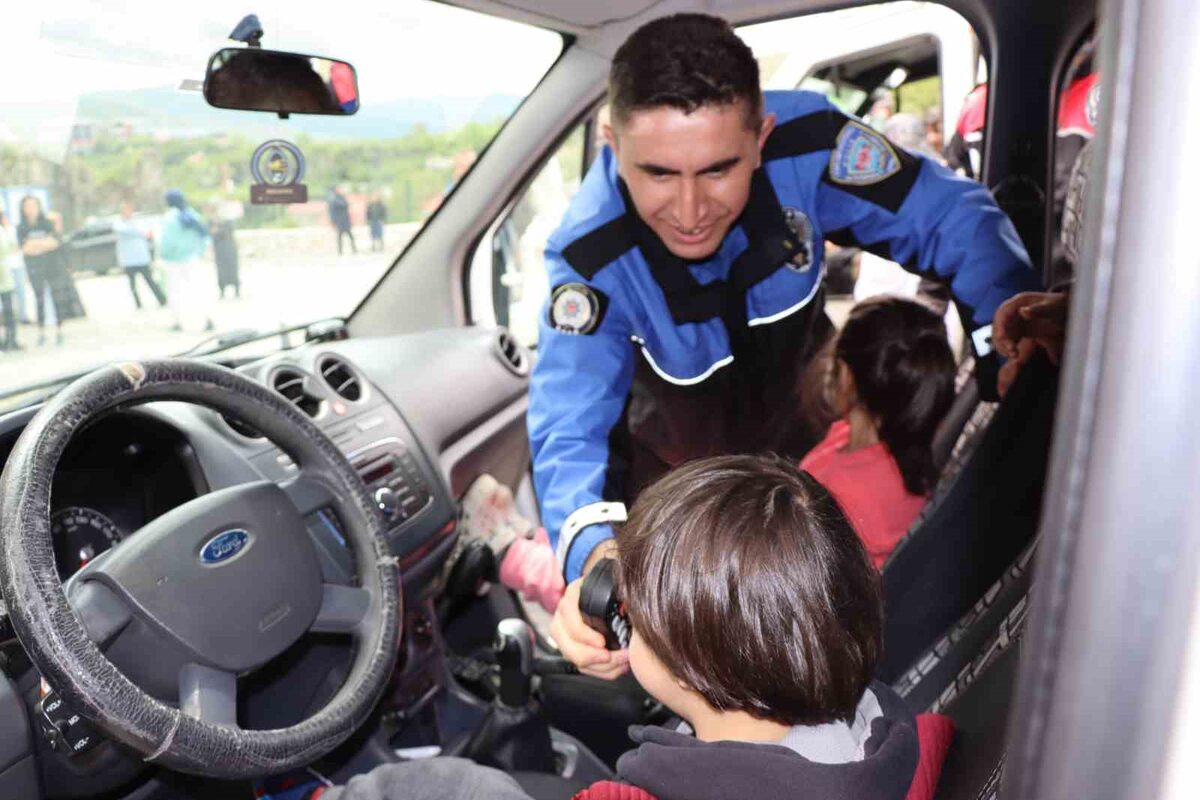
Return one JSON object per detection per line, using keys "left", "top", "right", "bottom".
{"left": 616, "top": 454, "right": 881, "bottom": 725}
{"left": 609, "top": 14, "right": 763, "bottom": 130}
{"left": 835, "top": 296, "right": 956, "bottom": 495}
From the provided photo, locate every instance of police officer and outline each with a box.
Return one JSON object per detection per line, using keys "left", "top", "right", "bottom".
{"left": 532, "top": 14, "right": 1043, "bottom": 677}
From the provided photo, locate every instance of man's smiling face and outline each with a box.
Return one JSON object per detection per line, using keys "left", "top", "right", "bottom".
{"left": 607, "top": 101, "right": 775, "bottom": 261}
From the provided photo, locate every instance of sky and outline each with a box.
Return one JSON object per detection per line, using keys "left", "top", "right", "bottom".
{"left": 1, "top": 0, "right": 563, "bottom": 155}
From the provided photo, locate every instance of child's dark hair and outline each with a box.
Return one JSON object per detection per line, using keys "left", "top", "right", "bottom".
{"left": 835, "top": 296, "right": 956, "bottom": 495}
{"left": 615, "top": 454, "right": 882, "bottom": 726}
{"left": 609, "top": 14, "right": 762, "bottom": 130}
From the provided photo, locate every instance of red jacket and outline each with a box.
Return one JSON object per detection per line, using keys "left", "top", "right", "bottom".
{"left": 573, "top": 782, "right": 656, "bottom": 800}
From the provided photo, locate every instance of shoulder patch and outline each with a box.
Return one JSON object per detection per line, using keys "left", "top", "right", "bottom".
{"left": 829, "top": 121, "right": 902, "bottom": 186}
{"left": 549, "top": 283, "right": 608, "bottom": 335}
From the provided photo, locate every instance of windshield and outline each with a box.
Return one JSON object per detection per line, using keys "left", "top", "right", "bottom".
{"left": 0, "top": 1, "right": 562, "bottom": 401}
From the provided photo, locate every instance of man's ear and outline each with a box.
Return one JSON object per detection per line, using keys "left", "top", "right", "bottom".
{"left": 602, "top": 122, "right": 618, "bottom": 155}
{"left": 756, "top": 111, "right": 777, "bottom": 164}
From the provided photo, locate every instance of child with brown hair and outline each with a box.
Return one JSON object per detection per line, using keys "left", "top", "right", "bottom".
{"left": 575, "top": 453, "right": 919, "bottom": 800}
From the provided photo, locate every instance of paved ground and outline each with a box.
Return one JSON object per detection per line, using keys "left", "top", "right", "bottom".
{"left": 1, "top": 225, "right": 417, "bottom": 397}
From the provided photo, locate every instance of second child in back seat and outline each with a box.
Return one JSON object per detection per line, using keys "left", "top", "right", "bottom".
{"left": 800, "top": 296, "right": 956, "bottom": 568}
{"left": 573, "top": 454, "right": 918, "bottom": 800}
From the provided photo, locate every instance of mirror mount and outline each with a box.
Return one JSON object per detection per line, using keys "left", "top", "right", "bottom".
{"left": 230, "top": 14, "right": 265, "bottom": 49}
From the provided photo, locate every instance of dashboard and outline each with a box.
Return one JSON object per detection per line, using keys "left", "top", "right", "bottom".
{"left": 0, "top": 348, "right": 453, "bottom": 586}
{"left": 0, "top": 326, "right": 533, "bottom": 799}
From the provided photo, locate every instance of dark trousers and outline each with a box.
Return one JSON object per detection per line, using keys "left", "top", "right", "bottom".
{"left": 337, "top": 228, "right": 357, "bottom": 255}
{"left": 1, "top": 291, "right": 15, "bottom": 349}
{"left": 125, "top": 265, "right": 166, "bottom": 309}
{"left": 27, "top": 267, "right": 55, "bottom": 330}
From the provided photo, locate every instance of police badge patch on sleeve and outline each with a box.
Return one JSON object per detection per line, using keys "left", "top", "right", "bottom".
{"left": 829, "top": 121, "right": 902, "bottom": 186}
{"left": 549, "top": 283, "right": 607, "bottom": 335}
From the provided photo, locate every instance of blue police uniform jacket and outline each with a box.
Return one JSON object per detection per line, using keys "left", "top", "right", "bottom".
{"left": 529, "top": 91, "right": 1043, "bottom": 581}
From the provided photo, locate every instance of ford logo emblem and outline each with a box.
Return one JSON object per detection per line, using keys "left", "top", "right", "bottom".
{"left": 199, "top": 530, "right": 252, "bottom": 565}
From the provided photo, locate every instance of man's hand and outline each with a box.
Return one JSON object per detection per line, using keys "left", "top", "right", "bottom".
{"left": 992, "top": 292, "right": 1069, "bottom": 364}
{"left": 548, "top": 541, "right": 629, "bottom": 680}
{"left": 997, "top": 337, "right": 1037, "bottom": 398}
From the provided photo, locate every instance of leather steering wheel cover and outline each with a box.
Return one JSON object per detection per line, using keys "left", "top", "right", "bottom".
{"left": 0, "top": 359, "right": 400, "bottom": 777}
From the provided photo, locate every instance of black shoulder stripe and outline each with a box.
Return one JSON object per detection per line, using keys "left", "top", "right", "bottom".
{"left": 762, "top": 110, "right": 843, "bottom": 162}
{"left": 561, "top": 215, "right": 636, "bottom": 280}
{"left": 822, "top": 142, "right": 923, "bottom": 214}
{"left": 825, "top": 227, "right": 904, "bottom": 263}
{"left": 823, "top": 227, "right": 861, "bottom": 249}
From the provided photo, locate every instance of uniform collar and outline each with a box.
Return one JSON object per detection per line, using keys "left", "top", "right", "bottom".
{"left": 617, "top": 169, "right": 804, "bottom": 324}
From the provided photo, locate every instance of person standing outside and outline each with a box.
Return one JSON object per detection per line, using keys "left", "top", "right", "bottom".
{"left": 208, "top": 205, "right": 241, "bottom": 299}
{"left": 1, "top": 209, "right": 31, "bottom": 326}
{"left": 327, "top": 185, "right": 356, "bottom": 255}
{"left": 366, "top": 192, "right": 387, "bottom": 252}
{"left": 0, "top": 210, "right": 19, "bottom": 351}
{"left": 114, "top": 200, "right": 166, "bottom": 310}
{"left": 159, "top": 189, "right": 213, "bottom": 332}
{"left": 531, "top": 14, "right": 1042, "bottom": 677}
{"left": 16, "top": 195, "right": 80, "bottom": 346}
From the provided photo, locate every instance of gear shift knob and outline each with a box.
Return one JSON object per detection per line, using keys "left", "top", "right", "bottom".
{"left": 494, "top": 618, "right": 534, "bottom": 708}
{"left": 465, "top": 618, "right": 554, "bottom": 772}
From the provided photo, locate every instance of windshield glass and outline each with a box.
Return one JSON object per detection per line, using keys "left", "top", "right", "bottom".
{"left": 0, "top": 1, "right": 561, "bottom": 401}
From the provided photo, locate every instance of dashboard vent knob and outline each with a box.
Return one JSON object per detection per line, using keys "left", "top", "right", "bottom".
{"left": 318, "top": 356, "right": 363, "bottom": 403}
{"left": 271, "top": 368, "right": 323, "bottom": 418}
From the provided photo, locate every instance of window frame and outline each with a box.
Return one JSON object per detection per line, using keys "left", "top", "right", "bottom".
{"left": 462, "top": 100, "right": 602, "bottom": 341}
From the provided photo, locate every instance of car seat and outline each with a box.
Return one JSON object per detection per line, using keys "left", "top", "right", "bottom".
{"left": 878, "top": 354, "right": 1058, "bottom": 683}
{"left": 890, "top": 534, "right": 1036, "bottom": 800}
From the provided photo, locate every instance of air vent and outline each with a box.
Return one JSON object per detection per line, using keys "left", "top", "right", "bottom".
{"left": 223, "top": 415, "right": 263, "bottom": 440}
{"left": 272, "top": 368, "right": 323, "bottom": 418}
{"left": 493, "top": 328, "right": 530, "bottom": 377}
{"left": 319, "top": 356, "right": 363, "bottom": 402}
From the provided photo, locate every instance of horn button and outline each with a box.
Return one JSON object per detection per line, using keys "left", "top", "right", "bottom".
{"left": 71, "top": 481, "right": 323, "bottom": 695}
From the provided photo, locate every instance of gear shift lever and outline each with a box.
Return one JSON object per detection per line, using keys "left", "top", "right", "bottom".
{"left": 495, "top": 618, "right": 534, "bottom": 708}
{"left": 463, "top": 618, "right": 555, "bottom": 773}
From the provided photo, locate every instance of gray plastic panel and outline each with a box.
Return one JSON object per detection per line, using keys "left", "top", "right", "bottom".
{"left": 0, "top": 756, "right": 38, "bottom": 800}
{"left": 317, "top": 329, "right": 528, "bottom": 456}
{"left": 0, "top": 670, "right": 32, "bottom": 773}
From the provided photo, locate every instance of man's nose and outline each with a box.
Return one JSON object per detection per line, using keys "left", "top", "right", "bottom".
{"left": 673, "top": 179, "right": 707, "bottom": 230}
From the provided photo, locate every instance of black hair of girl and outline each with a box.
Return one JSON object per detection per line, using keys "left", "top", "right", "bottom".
{"left": 835, "top": 296, "right": 956, "bottom": 495}
{"left": 19, "top": 195, "right": 46, "bottom": 226}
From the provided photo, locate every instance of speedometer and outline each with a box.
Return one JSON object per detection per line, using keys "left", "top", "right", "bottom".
{"left": 50, "top": 507, "right": 123, "bottom": 579}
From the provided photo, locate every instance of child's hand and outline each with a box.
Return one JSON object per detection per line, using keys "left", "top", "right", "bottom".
{"left": 550, "top": 577, "right": 630, "bottom": 680}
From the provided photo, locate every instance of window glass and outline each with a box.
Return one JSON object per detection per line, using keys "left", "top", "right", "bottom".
{"left": 0, "top": 1, "right": 561, "bottom": 405}
{"left": 483, "top": 123, "right": 587, "bottom": 347}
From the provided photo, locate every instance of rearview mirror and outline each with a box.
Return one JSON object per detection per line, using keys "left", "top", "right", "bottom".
{"left": 204, "top": 48, "right": 359, "bottom": 116}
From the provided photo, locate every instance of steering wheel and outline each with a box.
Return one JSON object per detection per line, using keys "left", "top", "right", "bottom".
{"left": 0, "top": 360, "right": 400, "bottom": 778}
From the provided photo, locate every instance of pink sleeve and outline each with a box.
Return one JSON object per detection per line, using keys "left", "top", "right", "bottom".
{"left": 499, "top": 528, "right": 565, "bottom": 613}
